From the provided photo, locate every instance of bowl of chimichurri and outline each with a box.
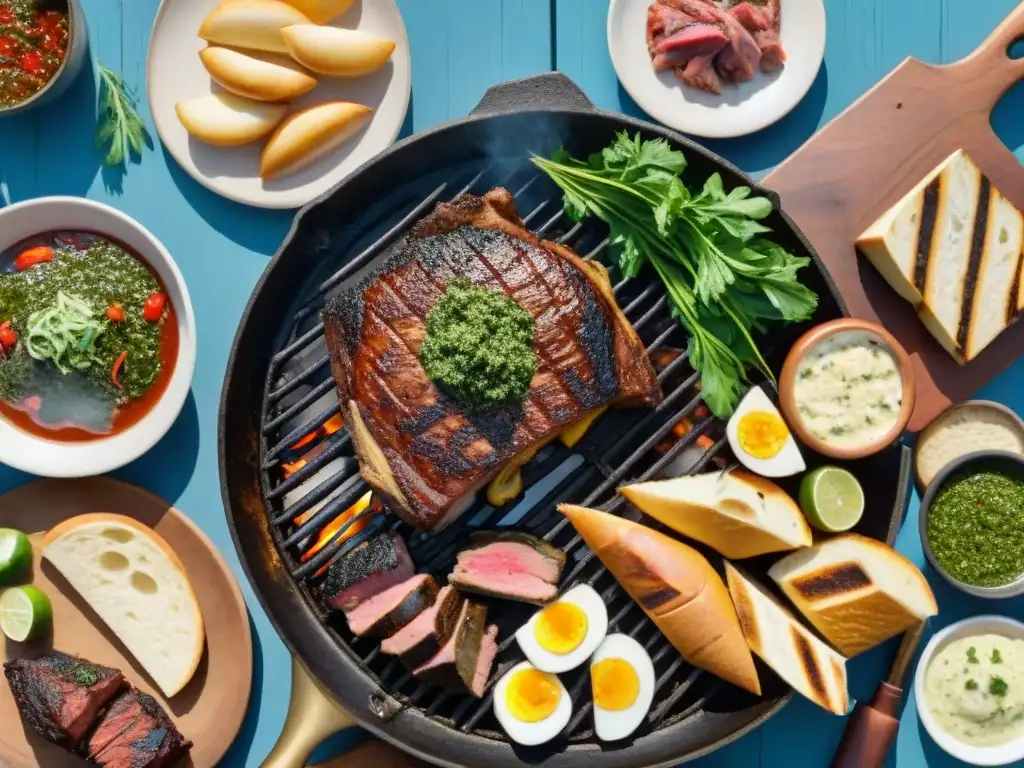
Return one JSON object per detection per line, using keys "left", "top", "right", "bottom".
{"left": 920, "top": 451, "right": 1024, "bottom": 598}
{"left": 0, "top": 0, "right": 87, "bottom": 114}
{"left": 0, "top": 197, "right": 196, "bottom": 477}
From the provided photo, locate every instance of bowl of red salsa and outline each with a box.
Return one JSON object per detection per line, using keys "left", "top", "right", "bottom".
{"left": 0, "top": 0, "right": 86, "bottom": 113}
{"left": 0, "top": 197, "right": 196, "bottom": 476}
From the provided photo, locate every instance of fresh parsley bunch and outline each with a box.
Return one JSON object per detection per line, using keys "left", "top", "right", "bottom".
{"left": 96, "top": 64, "right": 150, "bottom": 168}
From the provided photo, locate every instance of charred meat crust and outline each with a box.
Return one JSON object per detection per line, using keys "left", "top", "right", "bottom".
{"left": 413, "top": 601, "right": 489, "bottom": 694}
{"left": 387, "top": 587, "right": 466, "bottom": 669}
{"left": 358, "top": 575, "right": 440, "bottom": 639}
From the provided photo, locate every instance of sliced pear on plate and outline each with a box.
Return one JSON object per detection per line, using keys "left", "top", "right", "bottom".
{"left": 200, "top": 46, "right": 317, "bottom": 103}
{"left": 282, "top": 24, "right": 395, "bottom": 77}
{"left": 281, "top": 0, "right": 355, "bottom": 24}
{"left": 261, "top": 101, "right": 372, "bottom": 179}
{"left": 176, "top": 93, "right": 287, "bottom": 147}
{"left": 199, "top": 0, "right": 310, "bottom": 54}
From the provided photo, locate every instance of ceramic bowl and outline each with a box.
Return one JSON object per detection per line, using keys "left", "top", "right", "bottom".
{"left": 0, "top": 0, "right": 89, "bottom": 117}
{"left": 0, "top": 197, "right": 196, "bottom": 477}
{"left": 778, "top": 318, "right": 915, "bottom": 460}
{"left": 915, "top": 615, "right": 1024, "bottom": 765}
{"left": 919, "top": 450, "right": 1024, "bottom": 599}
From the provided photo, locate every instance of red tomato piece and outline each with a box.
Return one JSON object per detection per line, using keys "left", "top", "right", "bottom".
{"left": 0, "top": 321, "right": 17, "bottom": 349}
{"left": 0, "top": 8, "right": 13, "bottom": 23}
{"left": 106, "top": 304, "right": 125, "bottom": 323}
{"left": 18, "top": 50, "right": 42, "bottom": 74}
{"left": 0, "top": 35, "right": 16, "bottom": 57}
{"left": 142, "top": 293, "right": 167, "bottom": 322}
{"left": 13, "top": 246, "right": 53, "bottom": 271}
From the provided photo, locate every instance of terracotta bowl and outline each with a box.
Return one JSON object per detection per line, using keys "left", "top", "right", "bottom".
{"left": 778, "top": 318, "right": 916, "bottom": 460}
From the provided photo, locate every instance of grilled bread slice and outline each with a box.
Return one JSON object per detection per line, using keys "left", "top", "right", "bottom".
{"left": 726, "top": 563, "right": 849, "bottom": 715}
{"left": 857, "top": 150, "right": 1024, "bottom": 363}
{"left": 768, "top": 533, "right": 937, "bottom": 658}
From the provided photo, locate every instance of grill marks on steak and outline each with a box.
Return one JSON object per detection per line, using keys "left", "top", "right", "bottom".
{"left": 87, "top": 689, "right": 192, "bottom": 768}
{"left": 449, "top": 532, "right": 567, "bottom": 605}
{"left": 323, "top": 188, "right": 662, "bottom": 530}
{"left": 323, "top": 533, "right": 415, "bottom": 611}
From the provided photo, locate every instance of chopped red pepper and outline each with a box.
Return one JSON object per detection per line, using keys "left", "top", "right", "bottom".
{"left": 0, "top": 8, "right": 12, "bottom": 23}
{"left": 18, "top": 50, "right": 42, "bottom": 74}
{"left": 111, "top": 351, "right": 128, "bottom": 390}
{"left": 13, "top": 246, "right": 53, "bottom": 271}
{"left": 142, "top": 292, "right": 167, "bottom": 323}
{"left": 106, "top": 304, "right": 125, "bottom": 323}
{"left": 0, "top": 320, "right": 16, "bottom": 350}
{"left": 0, "top": 35, "right": 16, "bottom": 57}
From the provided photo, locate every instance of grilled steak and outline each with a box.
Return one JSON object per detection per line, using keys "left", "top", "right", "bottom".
{"left": 345, "top": 573, "right": 439, "bottom": 638}
{"left": 4, "top": 652, "right": 125, "bottom": 746}
{"left": 323, "top": 532, "right": 415, "bottom": 611}
{"left": 88, "top": 688, "right": 192, "bottom": 768}
{"left": 380, "top": 585, "right": 466, "bottom": 669}
{"left": 413, "top": 599, "right": 498, "bottom": 697}
{"left": 322, "top": 188, "right": 662, "bottom": 531}
{"left": 449, "top": 531, "right": 567, "bottom": 605}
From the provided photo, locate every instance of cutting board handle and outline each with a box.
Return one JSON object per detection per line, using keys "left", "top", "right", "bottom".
{"left": 954, "top": 0, "right": 1024, "bottom": 99}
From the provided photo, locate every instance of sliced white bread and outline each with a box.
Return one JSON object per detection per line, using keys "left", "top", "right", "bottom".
{"left": 619, "top": 469, "right": 812, "bottom": 560}
{"left": 42, "top": 514, "right": 205, "bottom": 698}
{"left": 768, "top": 533, "right": 937, "bottom": 658}
{"left": 281, "top": 0, "right": 355, "bottom": 24}
{"left": 199, "top": 46, "right": 317, "bottom": 103}
{"left": 176, "top": 93, "right": 287, "bottom": 147}
{"left": 725, "top": 563, "right": 849, "bottom": 715}
{"left": 282, "top": 25, "right": 396, "bottom": 77}
{"left": 260, "top": 101, "right": 372, "bottom": 180}
{"left": 199, "top": 0, "right": 311, "bottom": 54}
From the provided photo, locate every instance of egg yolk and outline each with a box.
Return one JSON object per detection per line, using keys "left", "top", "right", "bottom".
{"left": 506, "top": 667, "right": 562, "bottom": 723}
{"left": 591, "top": 658, "right": 640, "bottom": 711}
{"left": 737, "top": 410, "right": 790, "bottom": 459}
{"left": 534, "top": 601, "right": 588, "bottom": 655}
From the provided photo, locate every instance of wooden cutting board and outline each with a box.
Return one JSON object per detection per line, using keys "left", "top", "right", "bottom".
{"left": 764, "top": 2, "right": 1024, "bottom": 432}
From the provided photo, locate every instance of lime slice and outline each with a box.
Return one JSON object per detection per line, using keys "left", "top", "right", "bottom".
{"left": 0, "top": 585, "right": 53, "bottom": 642}
{"left": 799, "top": 467, "right": 865, "bottom": 532}
{"left": 0, "top": 529, "right": 32, "bottom": 586}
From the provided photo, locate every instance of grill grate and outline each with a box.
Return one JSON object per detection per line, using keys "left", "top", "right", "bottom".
{"left": 256, "top": 155, "right": 808, "bottom": 747}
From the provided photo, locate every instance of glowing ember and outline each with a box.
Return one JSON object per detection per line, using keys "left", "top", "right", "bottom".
{"left": 282, "top": 414, "right": 347, "bottom": 478}
{"left": 299, "top": 491, "right": 373, "bottom": 564}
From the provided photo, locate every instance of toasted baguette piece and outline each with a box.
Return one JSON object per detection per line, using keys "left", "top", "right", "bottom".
{"left": 260, "top": 101, "right": 372, "bottom": 179}
{"left": 768, "top": 533, "right": 937, "bottom": 657}
{"left": 559, "top": 504, "right": 760, "bottom": 695}
{"left": 42, "top": 514, "right": 205, "bottom": 698}
{"left": 199, "top": 46, "right": 317, "bottom": 102}
{"left": 725, "top": 563, "right": 848, "bottom": 715}
{"left": 281, "top": 0, "right": 354, "bottom": 24}
{"left": 282, "top": 25, "right": 396, "bottom": 77}
{"left": 199, "top": 0, "right": 310, "bottom": 54}
{"left": 619, "top": 469, "right": 811, "bottom": 560}
{"left": 176, "top": 93, "right": 287, "bottom": 147}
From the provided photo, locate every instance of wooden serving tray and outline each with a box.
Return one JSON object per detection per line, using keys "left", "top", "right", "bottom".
{"left": 764, "top": 2, "right": 1024, "bottom": 432}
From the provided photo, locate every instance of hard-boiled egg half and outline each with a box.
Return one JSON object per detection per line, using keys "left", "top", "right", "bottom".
{"left": 493, "top": 661, "right": 572, "bottom": 746}
{"left": 514, "top": 584, "right": 609, "bottom": 673}
{"left": 591, "top": 634, "right": 655, "bottom": 741}
{"left": 726, "top": 386, "right": 805, "bottom": 478}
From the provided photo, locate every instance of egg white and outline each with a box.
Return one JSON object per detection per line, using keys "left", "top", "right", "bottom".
{"left": 591, "top": 633, "right": 656, "bottom": 741}
{"left": 493, "top": 661, "right": 572, "bottom": 746}
{"left": 726, "top": 386, "right": 806, "bottom": 478}
{"left": 514, "top": 584, "right": 609, "bottom": 673}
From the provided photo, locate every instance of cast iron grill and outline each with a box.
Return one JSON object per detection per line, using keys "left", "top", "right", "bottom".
{"left": 254, "top": 151, "right": 820, "bottom": 749}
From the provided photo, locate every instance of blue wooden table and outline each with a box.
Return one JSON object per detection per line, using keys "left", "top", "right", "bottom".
{"left": 2, "top": 1, "right": 1024, "bottom": 766}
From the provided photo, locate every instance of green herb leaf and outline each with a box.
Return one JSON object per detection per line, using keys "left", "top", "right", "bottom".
{"left": 990, "top": 676, "right": 1009, "bottom": 697}
{"left": 966, "top": 679, "right": 979, "bottom": 691}
{"left": 993, "top": 648, "right": 1004, "bottom": 664}
{"left": 968, "top": 647, "right": 980, "bottom": 664}
{"left": 96, "top": 64, "right": 151, "bottom": 169}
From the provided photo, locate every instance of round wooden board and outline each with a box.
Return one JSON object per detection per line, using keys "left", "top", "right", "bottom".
{"left": 0, "top": 477, "right": 252, "bottom": 768}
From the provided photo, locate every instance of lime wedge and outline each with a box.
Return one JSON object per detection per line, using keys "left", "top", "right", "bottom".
{"left": 0, "top": 529, "right": 32, "bottom": 586}
{"left": 799, "top": 466, "right": 865, "bottom": 532}
{"left": 0, "top": 585, "right": 53, "bottom": 642}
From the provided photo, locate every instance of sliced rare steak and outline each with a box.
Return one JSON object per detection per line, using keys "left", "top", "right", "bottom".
{"left": 413, "top": 599, "right": 498, "bottom": 697}
{"left": 322, "top": 533, "right": 415, "bottom": 611}
{"left": 322, "top": 189, "right": 663, "bottom": 532}
{"left": 88, "top": 689, "right": 192, "bottom": 768}
{"left": 345, "top": 574, "right": 439, "bottom": 638}
{"left": 4, "top": 652, "right": 125, "bottom": 745}
{"left": 380, "top": 585, "right": 466, "bottom": 669}
{"left": 449, "top": 531, "right": 567, "bottom": 605}
{"left": 651, "top": 24, "right": 728, "bottom": 70}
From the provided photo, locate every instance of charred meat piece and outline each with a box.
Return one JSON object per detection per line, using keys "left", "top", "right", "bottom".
{"left": 88, "top": 689, "right": 192, "bottom": 768}
{"left": 731, "top": 0, "right": 785, "bottom": 72}
{"left": 712, "top": 10, "right": 762, "bottom": 82}
{"left": 322, "top": 533, "right": 415, "bottom": 611}
{"left": 322, "top": 189, "right": 663, "bottom": 531}
{"left": 345, "top": 574, "right": 439, "bottom": 638}
{"left": 651, "top": 24, "right": 728, "bottom": 70}
{"left": 380, "top": 585, "right": 466, "bottom": 669}
{"left": 4, "top": 652, "right": 125, "bottom": 746}
{"left": 450, "top": 531, "right": 566, "bottom": 605}
{"left": 413, "top": 599, "right": 498, "bottom": 697}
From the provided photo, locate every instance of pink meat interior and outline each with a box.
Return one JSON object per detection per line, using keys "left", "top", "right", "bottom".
{"left": 453, "top": 542, "right": 560, "bottom": 600}
{"left": 346, "top": 574, "right": 430, "bottom": 636}
{"left": 470, "top": 625, "right": 499, "bottom": 697}
{"left": 381, "top": 586, "right": 453, "bottom": 655}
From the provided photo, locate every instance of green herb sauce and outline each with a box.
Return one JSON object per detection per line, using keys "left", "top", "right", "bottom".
{"left": 418, "top": 278, "right": 537, "bottom": 413}
{"left": 928, "top": 468, "right": 1024, "bottom": 586}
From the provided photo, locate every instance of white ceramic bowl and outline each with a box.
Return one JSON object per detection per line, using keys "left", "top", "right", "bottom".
{"left": 0, "top": 197, "right": 196, "bottom": 477}
{"left": 915, "top": 616, "right": 1024, "bottom": 765}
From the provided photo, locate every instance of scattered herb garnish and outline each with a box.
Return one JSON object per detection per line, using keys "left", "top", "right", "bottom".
{"left": 993, "top": 648, "right": 1004, "bottom": 664}
{"left": 990, "top": 676, "right": 1009, "bottom": 697}
{"left": 967, "top": 647, "right": 980, "bottom": 664}
{"left": 71, "top": 663, "right": 98, "bottom": 687}
{"left": 966, "top": 679, "right": 979, "bottom": 691}
{"left": 96, "top": 64, "right": 150, "bottom": 168}
{"left": 533, "top": 132, "right": 817, "bottom": 416}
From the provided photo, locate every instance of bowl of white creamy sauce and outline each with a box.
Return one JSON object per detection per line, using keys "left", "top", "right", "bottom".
{"left": 917, "top": 616, "right": 1024, "bottom": 765}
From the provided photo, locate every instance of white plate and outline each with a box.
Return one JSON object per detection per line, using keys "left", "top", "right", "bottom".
{"left": 147, "top": 0, "right": 411, "bottom": 209}
{"left": 607, "top": 0, "right": 826, "bottom": 138}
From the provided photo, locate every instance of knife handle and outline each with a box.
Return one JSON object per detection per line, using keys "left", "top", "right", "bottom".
{"left": 829, "top": 683, "right": 902, "bottom": 768}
